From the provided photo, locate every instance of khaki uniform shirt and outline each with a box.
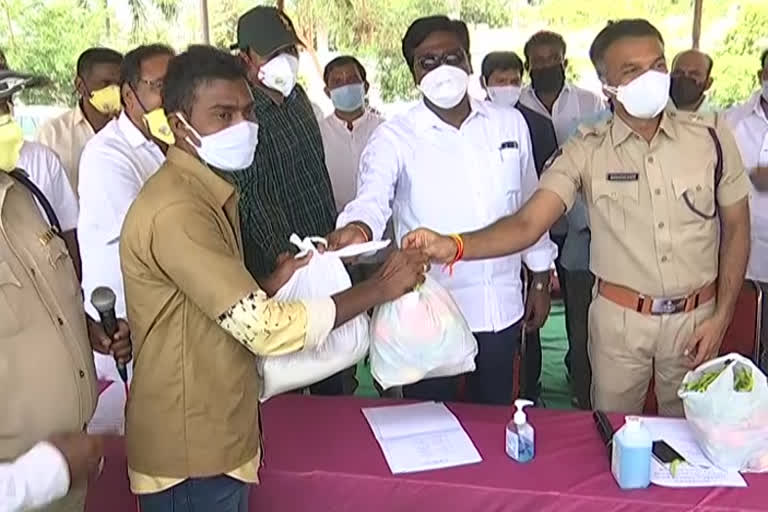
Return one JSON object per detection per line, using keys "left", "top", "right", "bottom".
{"left": 37, "top": 104, "right": 95, "bottom": 195}
{"left": 0, "top": 172, "right": 96, "bottom": 462}
{"left": 539, "top": 109, "right": 751, "bottom": 297}
{"left": 121, "top": 147, "right": 334, "bottom": 483}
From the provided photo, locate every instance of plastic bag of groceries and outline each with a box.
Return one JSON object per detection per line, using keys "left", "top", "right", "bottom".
{"left": 258, "top": 234, "right": 390, "bottom": 401}
{"left": 678, "top": 353, "right": 768, "bottom": 472}
{"left": 370, "top": 275, "right": 478, "bottom": 389}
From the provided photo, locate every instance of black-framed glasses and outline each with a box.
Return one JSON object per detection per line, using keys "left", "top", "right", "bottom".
{"left": 415, "top": 50, "right": 466, "bottom": 72}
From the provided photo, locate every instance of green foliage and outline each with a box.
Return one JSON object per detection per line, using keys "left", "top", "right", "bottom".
{"left": 460, "top": 0, "right": 515, "bottom": 28}
{"left": 710, "top": 2, "right": 768, "bottom": 108}
{"left": 1, "top": 0, "right": 106, "bottom": 105}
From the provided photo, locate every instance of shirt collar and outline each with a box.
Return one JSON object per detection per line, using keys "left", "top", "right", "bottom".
{"left": 330, "top": 109, "right": 370, "bottom": 129}
{"left": 165, "top": 146, "right": 235, "bottom": 207}
{"left": 73, "top": 102, "right": 89, "bottom": 126}
{"left": 750, "top": 91, "right": 768, "bottom": 123}
{"left": 412, "top": 96, "right": 488, "bottom": 130}
{"left": 610, "top": 109, "right": 678, "bottom": 147}
{"left": 117, "top": 111, "right": 150, "bottom": 149}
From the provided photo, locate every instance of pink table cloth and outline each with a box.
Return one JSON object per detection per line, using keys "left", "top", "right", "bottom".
{"left": 86, "top": 395, "right": 766, "bottom": 512}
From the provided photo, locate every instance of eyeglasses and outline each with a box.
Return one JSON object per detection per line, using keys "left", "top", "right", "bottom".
{"left": 415, "top": 50, "right": 466, "bottom": 72}
{"left": 137, "top": 77, "right": 164, "bottom": 92}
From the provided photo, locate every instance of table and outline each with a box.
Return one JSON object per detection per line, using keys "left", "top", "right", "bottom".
{"left": 86, "top": 395, "right": 766, "bottom": 512}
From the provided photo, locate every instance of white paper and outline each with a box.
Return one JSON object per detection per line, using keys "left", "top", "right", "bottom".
{"left": 639, "top": 417, "right": 747, "bottom": 488}
{"left": 651, "top": 459, "right": 747, "bottom": 488}
{"left": 362, "top": 402, "right": 482, "bottom": 474}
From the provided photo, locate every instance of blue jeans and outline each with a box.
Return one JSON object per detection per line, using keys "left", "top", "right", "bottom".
{"left": 402, "top": 321, "right": 522, "bottom": 405}
{"left": 138, "top": 476, "right": 248, "bottom": 512}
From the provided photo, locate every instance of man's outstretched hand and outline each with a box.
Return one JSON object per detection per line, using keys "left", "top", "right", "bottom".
{"left": 401, "top": 228, "right": 457, "bottom": 264}
{"left": 372, "top": 249, "right": 430, "bottom": 302}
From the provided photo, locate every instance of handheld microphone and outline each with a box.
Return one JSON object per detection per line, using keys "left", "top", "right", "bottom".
{"left": 90, "top": 287, "right": 128, "bottom": 383}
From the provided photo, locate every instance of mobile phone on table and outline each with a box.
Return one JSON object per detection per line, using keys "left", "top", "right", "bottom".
{"left": 652, "top": 440, "right": 685, "bottom": 464}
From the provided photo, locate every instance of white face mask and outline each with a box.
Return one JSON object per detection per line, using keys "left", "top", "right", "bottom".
{"left": 177, "top": 114, "right": 259, "bottom": 172}
{"left": 604, "top": 70, "right": 670, "bottom": 119}
{"left": 762, "top": 81, "right": 768, "bottom": 103}
{"left": 258, "top": 53, "right": 299, "bottom": 98}
{"left": 418, "top": 65, "right": 469, "bottom": 110}
{"left": 487, "top": 85, "right": 522, "bottom": 107}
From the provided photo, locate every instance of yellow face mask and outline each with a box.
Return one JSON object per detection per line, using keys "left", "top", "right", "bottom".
{"left": 89, "top": 84, "right": 122, "bottom": 115}
{"left": 0, "top": 114, "right": 24, "bottom": 173}
{"left": 143, "top": 108, "right": 175, "bottom": 145}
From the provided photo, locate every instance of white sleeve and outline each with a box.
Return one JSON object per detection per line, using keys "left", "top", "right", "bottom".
{"left": 0, "top": 442, "right": 70, "bottom": 512}
{"left": 517, "top": 118, "right": 557, "bottom": 271}
{"left": 44, "top": 150, "right": 79, "bottom": 233}
{"left": 78, "top": 144, "right": 141, "bottom": 319}
{"left": 335, "top": 126, "right": 400, "bottom": 240}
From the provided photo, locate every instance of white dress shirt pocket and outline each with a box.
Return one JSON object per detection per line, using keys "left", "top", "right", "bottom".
{"left": 495, "top": 147, "right": 522, "bottom": 213}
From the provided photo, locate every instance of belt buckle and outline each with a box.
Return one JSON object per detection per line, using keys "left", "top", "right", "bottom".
{"left": 651, "top": 297, "right": 684, "bottom": 315}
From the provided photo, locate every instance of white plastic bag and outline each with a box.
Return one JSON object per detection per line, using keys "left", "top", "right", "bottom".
{"left": 258, "top": 234, "right": 391, "bottom": 401}
{"left": 678, "top": 353, "right": 768, "bottom": 472}
{"left": 370, "top": 275, "right": 478, "bottom": 389}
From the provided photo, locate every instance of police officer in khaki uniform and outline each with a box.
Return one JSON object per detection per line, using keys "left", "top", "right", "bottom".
{"left": 404, "top": 19, "right": 751, "bottom": 417}
{"left": 0, "top": 70, "right": 130, "bottom": 512}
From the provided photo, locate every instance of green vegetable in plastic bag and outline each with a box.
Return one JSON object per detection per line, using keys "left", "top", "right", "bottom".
{"left": 683, "top": 361, "right": 754, "bottom": 393}
{"left": 734, "top": 366, "right": 754, "bottom": 392}
{"left": 684, "top": 368, "right": 726, "bottom": 392}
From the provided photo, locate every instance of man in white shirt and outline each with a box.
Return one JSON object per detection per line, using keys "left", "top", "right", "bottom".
{"left": 328, "top": 16, "right": 556, "bottom": 405}
{"left": 319, "top": 55, "right": 385, "bottom": 213}
{"left": 78, "top": 44, "right": 174, "bottom": 382}
{"left": 519, "top": 31, "right": 606, "bottom": 402}
{"left": 37, "top": 47, "right": 123, "bottom": 195}
{"left": 724, "top": 49, "right": 768, "bottom": 370}
{"left": 670, "top": 49, "right": 714, "bottom": 113}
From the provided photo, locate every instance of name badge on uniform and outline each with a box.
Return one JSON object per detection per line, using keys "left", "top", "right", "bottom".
{"left": 607, "top": 172, "right": 639, "bottom": 182}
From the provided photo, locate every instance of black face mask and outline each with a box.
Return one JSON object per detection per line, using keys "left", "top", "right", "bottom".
{"left": 530, "top": 64, "right": 565, "bottom": 94}
{"left": 670, "top": 75, "right": 705, "bottom": 108}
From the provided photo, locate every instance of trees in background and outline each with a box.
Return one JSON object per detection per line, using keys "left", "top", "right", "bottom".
{"left": 710, "top": 2, "right": 768, "bottom": 108}
{"left": 1, "top": 0, "right": 766, "bottom": 106}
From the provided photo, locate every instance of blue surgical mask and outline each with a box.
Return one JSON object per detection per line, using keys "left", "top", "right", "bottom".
{"left": 330, "top": 83, "right": 365, "bottom": 112}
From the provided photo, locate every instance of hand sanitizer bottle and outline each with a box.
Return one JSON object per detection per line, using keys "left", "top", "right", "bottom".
{"left": 506, "top": 399, "right": 535, "bottom": 463}
{"left": 611, "top": 416, "right": 652, "bottom": 490}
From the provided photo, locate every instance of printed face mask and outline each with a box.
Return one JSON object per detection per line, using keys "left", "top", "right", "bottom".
{"left": 177, "top": 113, "right": 260, "bottom": 172}
{"left": 143, "top": 108, "right": 175, "bottom": 145}
{"left": 89, "top": 84, "right": 121, "bottom": 115}
{"left": 0, "top": 114, "right": 23, "bottom": 172}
